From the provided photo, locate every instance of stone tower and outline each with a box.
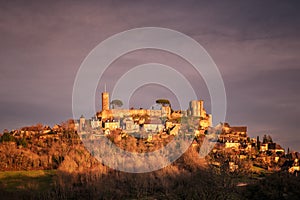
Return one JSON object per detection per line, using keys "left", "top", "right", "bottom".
{"left": 102, "top": 92, "right": 109, "bottom": 111}
{"left": 189, "top": 100, "right": 203, "bottom": 117}
{"left": 79, "top": 115, "right": 85, "bottom": 132}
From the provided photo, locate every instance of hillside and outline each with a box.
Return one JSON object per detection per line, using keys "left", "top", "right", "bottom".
{"left": 0, "top": 121, "right": 300, "bottom": 199}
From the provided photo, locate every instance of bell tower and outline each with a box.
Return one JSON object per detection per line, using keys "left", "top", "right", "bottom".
{"left": 102, "top": 84, "right": 109, "bottom": 111}
{"left": 102, "top": 92, "right": 109, "bottom": 111}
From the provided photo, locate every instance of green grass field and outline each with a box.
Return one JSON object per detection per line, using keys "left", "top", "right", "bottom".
{"left": 0, "top": 170, "right": 56, "bottom": 192}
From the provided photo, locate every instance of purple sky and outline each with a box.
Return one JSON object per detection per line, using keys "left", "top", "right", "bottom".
{"left": 0, "top": 1, "right": 300, "bottom": 151}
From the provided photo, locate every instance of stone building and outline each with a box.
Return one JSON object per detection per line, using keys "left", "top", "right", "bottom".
{"left": 99, "top": 91, "right": 171, "bottom": 120}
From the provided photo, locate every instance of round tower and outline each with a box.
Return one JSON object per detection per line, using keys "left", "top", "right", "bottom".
{"left": 189, "top": 100, "right": 202, "bottom": 117}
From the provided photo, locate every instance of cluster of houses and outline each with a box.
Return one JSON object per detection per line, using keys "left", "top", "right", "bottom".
{"left": 70, "top": 91, "right": 300, "bottom": 174}
{"left": 71, "top": 91, "right": 300, "bottom": 175}
{"left": 7, "top": 125, "right": 62, "bottom": 141}
{"left": 204, "top": 122, "right": 299, "bottom": 174}
{"left": 75, "top": 91, "right": 212, "bottom": 136}
{"left": 76, "top": 114, "right": 183, "bottom": 136}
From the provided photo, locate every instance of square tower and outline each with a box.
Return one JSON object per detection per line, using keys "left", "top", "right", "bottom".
{"left": 102, "top": 92, "right": 110, "bottom": 111}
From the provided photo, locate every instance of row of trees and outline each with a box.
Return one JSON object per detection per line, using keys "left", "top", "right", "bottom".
{"left": 110, "top": 98, "right": 171, "bottom": 109}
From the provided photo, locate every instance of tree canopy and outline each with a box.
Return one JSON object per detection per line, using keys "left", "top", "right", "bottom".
{"left": 155, "top": 99, "right": 170, "bottom": 106}
{"left": 0, "top": 132, "right": 15, "bottom": 142}
{"left": 263, "top": 134, "right": 273, "bottom": 144}
{"left": 111, "top": 99, "right": 123, "bottom": 109}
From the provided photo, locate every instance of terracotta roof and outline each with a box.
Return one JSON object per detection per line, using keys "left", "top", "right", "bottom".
{"left": 230, "top": 126, "right": 247, "bottom": 132}
{"left": 275, "top": 144, "right": 284, "bottom": 150}
{"left": 145, "top": 118, "right": 162, "bottom": 124}
{"left": 223, "top": 122, "right": 230, "bottom": 127}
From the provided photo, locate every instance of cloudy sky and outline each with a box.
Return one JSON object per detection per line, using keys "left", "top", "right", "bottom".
{"left": 0, "top": 0, "right": 299, "bottom": 151}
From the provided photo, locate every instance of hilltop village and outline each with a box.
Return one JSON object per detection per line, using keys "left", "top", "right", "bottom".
{"left": 73, "top": 91, "right": 299, "bottom": 174}
{"left": 0, "top": 91, "right": 299, "bottom": 175}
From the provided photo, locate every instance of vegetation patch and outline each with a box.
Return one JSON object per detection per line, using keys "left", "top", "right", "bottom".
{"left": 0, "top": 170, "right": 56, "bottom": 192}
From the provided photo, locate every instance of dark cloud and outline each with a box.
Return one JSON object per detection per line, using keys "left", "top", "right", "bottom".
{"left": 0, "top": 0, "right": 299, "bottom": 151}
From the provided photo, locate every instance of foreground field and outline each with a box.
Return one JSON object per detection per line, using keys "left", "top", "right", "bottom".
{"left": 0, "top": 149, "right": 299, "bottom": 200}
{"left": 0, "top": 164, "right": 299, "bottom": 199}
{"left": 0, "top": 170, "right": 56, "bottom": 192}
